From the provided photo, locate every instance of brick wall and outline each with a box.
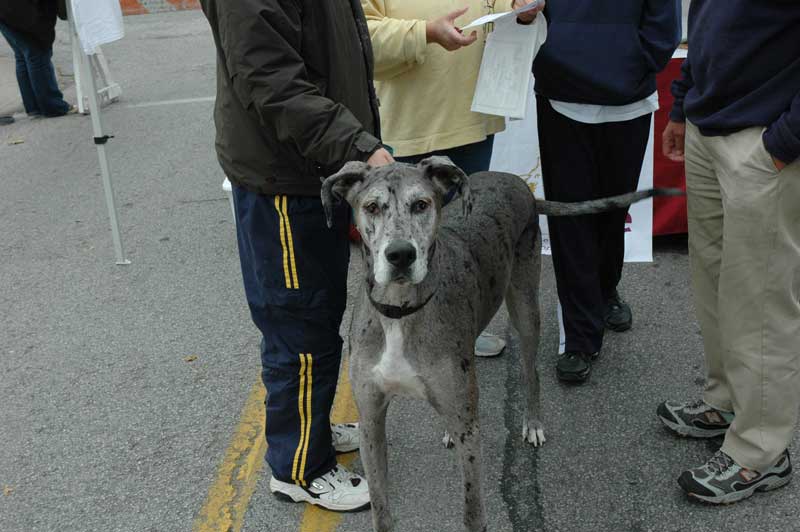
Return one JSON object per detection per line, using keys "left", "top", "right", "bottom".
{"left": 120, "top": 0, "right": 200, "bottom": 15}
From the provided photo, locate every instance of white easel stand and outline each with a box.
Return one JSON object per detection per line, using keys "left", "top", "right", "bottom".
{"left": 67, "top": 4, "right": 130, "bottom": 265}
{"left": 70, "top": 26, "right": 122, "bottom": 114}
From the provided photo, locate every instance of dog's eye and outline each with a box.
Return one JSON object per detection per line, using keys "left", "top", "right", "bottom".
{"left": 411, "top": 200, "right": 430, "bottom": 214}
{"left": 364, "top": 202, "right": 380, "bottom": 215}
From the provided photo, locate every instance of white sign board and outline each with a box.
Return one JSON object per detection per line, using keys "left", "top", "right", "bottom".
{"left": 70, "top": 0, "right": 125, "bottom": 55}
{"left": 489, "top": 86, "right": 655, "bottom": 263}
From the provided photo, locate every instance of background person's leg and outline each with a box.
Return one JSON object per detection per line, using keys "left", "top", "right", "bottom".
{"left": 537, "top": 97, "right": 605, "bottom": 357}
{"left": 595, "top": 114, "right": 651, "bottom": 303}
{"left": 683, "top": 122, "right": 731, "bottom": 411}
{"left": 709, "top": 128, "right": 800, "bottom": 471}
{"left": 440, "top": 136, "right": 505, "bottom": 356}
{"left": 233, "top": 186, "right": 350, "bottom": 485}
{"left": 24, "top": 43, "right": 70, "bottom": 117}
{"left": 0, "top": 22, "right": 40, "bottom": 115}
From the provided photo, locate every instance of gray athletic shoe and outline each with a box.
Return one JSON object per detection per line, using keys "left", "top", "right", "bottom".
{"left": 678, "top": 450, "right": 792, "bottom": 504}
{"left": 474, "top": 332, "right": 506, "bottom": 358}
{"left": 657, "top": 399, "right": 734, "bottom": 438}
{"left": 331, "top": 422, "right": 359, "bottom": 453}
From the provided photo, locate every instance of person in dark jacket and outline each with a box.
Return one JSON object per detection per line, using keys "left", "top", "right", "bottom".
{"left": 658, "top": 0, "right": 799, "bottom": 505}
{"left": 199, "top": 0, "right": 393, "bottom": 512}
{"left": 0, "top": 0, "right": 71, "bottom": 117}
{"left": 515, "top": 0, "right": 680, "bottom": 383}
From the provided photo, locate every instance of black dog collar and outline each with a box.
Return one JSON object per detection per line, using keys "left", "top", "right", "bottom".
{"left": 368, "top": 288, "right": 437, "bottom": 320}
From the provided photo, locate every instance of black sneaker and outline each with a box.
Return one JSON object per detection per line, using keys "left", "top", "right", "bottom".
{"left": 556, "top": 351, "right": 597, "bottom": 383}
{"left": 0, "top": 116, "right": 14, "bottom": 126}
{"left": 604, "top": 290, "right": 632, "bottom": 332}
{"left": 678, "top": 450, "right": 792, "bottom": 505}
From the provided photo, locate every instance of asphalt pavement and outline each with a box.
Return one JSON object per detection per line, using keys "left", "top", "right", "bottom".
{"left": 1, "top": 10, "right": 798, "bottom": 532}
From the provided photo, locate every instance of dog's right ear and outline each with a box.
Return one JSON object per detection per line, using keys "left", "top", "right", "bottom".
{"left": 320, "top": 161, "right": 369, "bottom": 228}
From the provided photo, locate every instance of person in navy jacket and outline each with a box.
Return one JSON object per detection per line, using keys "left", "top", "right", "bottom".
{"left": 659, "top": 0, "right": 800, "bottom": 504}
{"left": 515, "top": 0, "right": 681, "bottom": 383}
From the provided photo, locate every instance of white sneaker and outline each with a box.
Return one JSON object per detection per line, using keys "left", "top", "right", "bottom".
{"left": 474, "top": 332, "right": 506, "bottom": 357}
{"left": 331, "top": 422, "right": 360, "bottom": 453}
{"left": 270, "top": 465, "right": 370, "bottom": 512}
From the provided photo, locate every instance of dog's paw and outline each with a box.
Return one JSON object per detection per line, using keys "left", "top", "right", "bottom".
{"left": 522, "top": 419, "right": 546, "bottom": 447}
{"left": 442, "top": 431, "right": 455, "bottom": 449}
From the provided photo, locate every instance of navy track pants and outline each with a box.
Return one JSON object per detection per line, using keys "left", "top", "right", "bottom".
{"left": 232, "top": 185, "right": 350, "bottom": 485}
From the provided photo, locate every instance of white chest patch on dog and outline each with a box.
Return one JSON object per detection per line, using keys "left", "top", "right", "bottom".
{"left": 373, "top": 320, "right": 427, "bottom": 400}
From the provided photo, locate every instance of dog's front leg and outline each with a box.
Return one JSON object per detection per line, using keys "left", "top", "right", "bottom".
{"left": 453, "top": 419, "right": 486, "bottom": 532}
{"left": 354, "top": 383, "right": 392, "bottom": 532}
{"left": 431, "top": 375, "right": 486, "bottom": 532}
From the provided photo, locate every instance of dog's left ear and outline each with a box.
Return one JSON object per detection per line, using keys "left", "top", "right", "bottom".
{"left": 320, "top": 161, "right": 369, "bottom": 228}
{"left": 419, "top": 156, "right": 472, "bottom": 217}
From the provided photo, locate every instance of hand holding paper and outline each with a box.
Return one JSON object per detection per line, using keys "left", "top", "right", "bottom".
{"left": 460, "top": 0, "right": 544, "bottom": 30}
{"left": 513, "top": 0, "right": 545, "bottom": 24}
{"left": 427, "top": 7, "right": 478, "bottom": 51}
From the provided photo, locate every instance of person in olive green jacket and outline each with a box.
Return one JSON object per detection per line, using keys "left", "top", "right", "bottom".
{"left": 199, "top": 0, "right": 393, "bottom": 513}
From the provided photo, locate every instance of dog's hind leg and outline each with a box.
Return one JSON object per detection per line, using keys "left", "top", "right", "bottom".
{"left": 505, "top": 223, "right": 546, "bottom": 447}
{"left": 353, "top": 384, "right": 393, "bottom": 531}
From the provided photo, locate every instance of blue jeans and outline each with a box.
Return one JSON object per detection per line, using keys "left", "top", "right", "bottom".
{"left": 395, "top": 135, "right": 495, "bottom": 175}
{"left": 0, "top": 22, "right": 69, "bottom": 117}
{"left": 396, "top": 135, "right": 495, "bottom": 204}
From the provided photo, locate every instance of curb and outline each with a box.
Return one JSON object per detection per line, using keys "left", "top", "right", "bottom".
{"left": 120, "top": 0, "right": 200, "bottom": 16}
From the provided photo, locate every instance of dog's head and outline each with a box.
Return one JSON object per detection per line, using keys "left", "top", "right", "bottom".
{"left": 321, "top": 156, "right": 470, "bottom": 286}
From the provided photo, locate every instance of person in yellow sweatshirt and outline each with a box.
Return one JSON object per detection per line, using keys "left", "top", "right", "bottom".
{"left": 362, "top": 0, "right": 543, "bottom": 357}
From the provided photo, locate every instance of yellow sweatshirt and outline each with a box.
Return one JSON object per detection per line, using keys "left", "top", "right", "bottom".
{"left": 363, "top": 0, "right": 506, "bottom": 157}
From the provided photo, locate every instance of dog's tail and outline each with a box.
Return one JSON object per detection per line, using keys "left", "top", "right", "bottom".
{"left": 535, "top": 188, "right": 683, "bottom": 217}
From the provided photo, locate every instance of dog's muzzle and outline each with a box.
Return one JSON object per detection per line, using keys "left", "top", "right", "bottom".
{"left": 384, "top": 240, "right": 417, "bottom": 273}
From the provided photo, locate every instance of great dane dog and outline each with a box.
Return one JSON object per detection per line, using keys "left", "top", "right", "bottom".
{"left": 321, "top": 157, "right": 675, "bottom": 532}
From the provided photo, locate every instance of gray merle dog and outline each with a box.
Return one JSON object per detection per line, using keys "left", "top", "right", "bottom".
{"left": 321, "top": 157, "right": 675, "bottom": 532}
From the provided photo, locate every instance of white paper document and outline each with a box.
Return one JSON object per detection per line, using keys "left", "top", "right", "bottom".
{"left": 461, "top": 0, "right": 544, "bottom": 30}
{"left": 71, "top": 0, "right": 125, "bottom": 55}
{"left": 470, "top": 15, "right": 547, "bottom": 120}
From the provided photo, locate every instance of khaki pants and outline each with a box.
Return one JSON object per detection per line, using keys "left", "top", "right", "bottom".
{"left": 685, "top": 121, "right": 800, "bottom": 472}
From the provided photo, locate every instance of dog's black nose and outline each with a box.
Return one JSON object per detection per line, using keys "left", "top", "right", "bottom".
{"left": 385, "top": 240, "right": 417, "bottom": 269}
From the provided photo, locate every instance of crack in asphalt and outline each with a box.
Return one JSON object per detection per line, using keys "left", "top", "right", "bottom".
{"left": 501, "top": 331, "right": 545, "bottom": 532}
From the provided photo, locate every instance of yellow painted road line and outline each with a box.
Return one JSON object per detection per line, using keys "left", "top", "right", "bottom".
{"left": 193, "top": 380, "right": 267, "bottom": 532}
{"left": 193, "top": 356, "right": 359, "bottom": 532}
{"left": 298, "top": 355, "right": 360, "bottom": 532}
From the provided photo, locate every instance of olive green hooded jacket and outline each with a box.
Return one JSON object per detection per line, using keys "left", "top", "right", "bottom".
{"left": 200, "top": 0, "right": 383, "bottom": 196}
